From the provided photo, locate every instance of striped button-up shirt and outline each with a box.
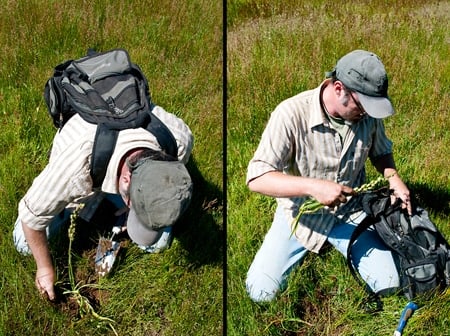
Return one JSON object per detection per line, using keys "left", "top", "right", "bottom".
{"left": 246, "top": 80, "right": 392, "bottom": 252}
{"left": 19, "top": 106, "right": 193, "bottom": 231}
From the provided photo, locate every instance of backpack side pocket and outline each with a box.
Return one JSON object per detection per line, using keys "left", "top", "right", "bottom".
{"left": 401, "top": 257, "right": 440, "bottom": 299}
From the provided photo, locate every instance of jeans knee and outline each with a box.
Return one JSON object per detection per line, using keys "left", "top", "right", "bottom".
{"left": 245, "top": 273, "right": 280, "bottom": 303}
{"left": 368, "top": 273, "right": 400, "bottom": 294}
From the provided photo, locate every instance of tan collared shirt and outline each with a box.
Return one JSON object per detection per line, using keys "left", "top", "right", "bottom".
{"left": 19, "top": 106, "right": 193, "bottom": 231}
{"left": 246, "top": 80, "right": 392, "bottom": 252}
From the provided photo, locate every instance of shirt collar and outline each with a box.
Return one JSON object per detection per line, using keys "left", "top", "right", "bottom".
{"left": 309, "top": 80, "right": 331, "bottom": 129}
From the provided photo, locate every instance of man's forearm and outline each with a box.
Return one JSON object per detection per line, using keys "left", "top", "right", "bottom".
{"left": 22, "top": 221, "right": 53, "bottom": 270}
{"left": 22, "top": 221, "right": 56, "bottom": 300}
{"left": 248, "top": 171, "right": 315, "bottom": 198}
{"left": 247, "top": 171, "right": 354, "bottom": 207}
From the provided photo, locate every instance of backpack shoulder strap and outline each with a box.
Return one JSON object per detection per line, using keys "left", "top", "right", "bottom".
{"left": 89, "top": 107, "right": 178, "bottom": 189}
{"left": 90, "top": 125, "right": 120, "bottom": 189}
{"left": 346, "top": 188, "right": 392, "bottom": 279}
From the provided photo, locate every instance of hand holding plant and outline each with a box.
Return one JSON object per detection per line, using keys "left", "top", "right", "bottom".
{"left": 291, "top": 175, "right": 390, "bottom": 235}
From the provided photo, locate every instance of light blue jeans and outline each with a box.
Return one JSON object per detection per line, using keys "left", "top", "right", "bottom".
{"left": 246, "top": 206, "right": 399, "bottom": 302}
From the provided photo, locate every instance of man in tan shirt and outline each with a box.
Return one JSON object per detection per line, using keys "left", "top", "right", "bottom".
{"left": 246, "top": 50, "right": 411, "bottom": 302}
{"left": 14, "top": 106, "right": 193, "bottom": 301}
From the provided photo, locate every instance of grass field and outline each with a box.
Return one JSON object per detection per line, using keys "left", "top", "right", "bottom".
{"left": 1, "top": 0, "right": 450, "bottom": 335}
{"left": 227, "top": 1, "right": 450, "bottom": 335}
{"left": 0, "top": 1, "right": 223, "bottom": 335}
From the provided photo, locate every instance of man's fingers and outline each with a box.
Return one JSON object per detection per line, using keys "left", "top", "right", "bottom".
{"left": 36, "top": 273, "right": 56, "bottom": 301}
{"left": 46, "top": 288, "right": 56, "bottom": 301}
{"left": 39, "top": 284, "right": 56, "bottom": 301}
{"left": 390, "top": 194, "right": 397, "bottom": 205}
{"left": 390, "top": 193, "right": 413, "bottom": 216}
{"left": 402, "top": 194, "right": 413, "bottom": 216}
{"left": 36, "top": 280, "right": 49, "bottom": 299}
{"left": 342, "top": 186, "right": 355, "bottom": 196}
{"left": 338, "top": 193, "right": 348, "bottom": 203}
{"left": 400, "top": 201, "right": 412, "bottom": 216}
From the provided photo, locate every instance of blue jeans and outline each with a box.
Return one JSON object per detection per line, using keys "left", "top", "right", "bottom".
{"left": 246, "top": 205, "right": 399, "bottom": 302}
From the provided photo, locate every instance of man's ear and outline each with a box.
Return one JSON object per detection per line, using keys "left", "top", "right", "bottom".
{"left": 117, "top": 164, "right": 132, "bottom": 197}
{"left": 333, "top": 80, "right": 345, "bottom": 98}
{"left": 121, "top": 169, "right": 131, "bottom": 185}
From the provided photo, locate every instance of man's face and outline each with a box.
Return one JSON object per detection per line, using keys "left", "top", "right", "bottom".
{"left": 337, "top": 89, "right": 367, "bottom": 123}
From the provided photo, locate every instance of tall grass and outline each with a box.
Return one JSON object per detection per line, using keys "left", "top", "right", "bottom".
{"left": 0, "top": 1, "right": 223, "bottom": 335}
{"left": 227, "top": 0, "right": 449, "bottom": 335}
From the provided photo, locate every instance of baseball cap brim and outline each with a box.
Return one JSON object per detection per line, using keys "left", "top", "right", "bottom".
{"left": 127, "top": 205, "right": 163, "bottom": 246}
{"left": 356, "top": 92, "right": 395, "bottom": 119}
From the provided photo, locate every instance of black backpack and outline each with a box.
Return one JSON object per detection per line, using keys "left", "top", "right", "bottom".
{"left": 43, "top": 48, "right": 177, "bottom": 188}
{"left": 347, "top": 188, "right": 450, "bottom": 302}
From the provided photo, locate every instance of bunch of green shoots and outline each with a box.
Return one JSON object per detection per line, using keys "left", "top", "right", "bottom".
{"left": 63, "top": 203, "right": 118, "bottom": 335}
{"left": 291, "top": 175, "right": 390, "bottom": 235}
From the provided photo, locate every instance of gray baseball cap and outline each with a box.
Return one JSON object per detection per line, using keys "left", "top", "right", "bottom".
{"left": 127, "top": 159, "right": 193, "bottom": 246}
{"left": 327, "top": 50, "right": 394, "bottom": 118}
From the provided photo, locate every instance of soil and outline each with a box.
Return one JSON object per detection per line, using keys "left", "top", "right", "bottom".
{"left": 51, "top": 242, "right": 118, "bottom": 319}
{"left": 49, "top": 212, "right": 129, "bottom": 320}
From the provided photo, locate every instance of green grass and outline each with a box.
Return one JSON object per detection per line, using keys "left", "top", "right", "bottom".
{"left": 0, "top": 1, "right": 223, "bottom": 335}
{"left": 227, "top": 1, "right": 450, "bottom": 335}
{"left": 2, "top": 1, "right": 450, "bottom": 335}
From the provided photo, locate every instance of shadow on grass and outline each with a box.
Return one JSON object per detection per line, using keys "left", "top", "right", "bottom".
{"left": 409, "top": 181, "right": 450, "bottom": 216}
{"left": 173, "top": 155, "right": 224, "bottom": 268}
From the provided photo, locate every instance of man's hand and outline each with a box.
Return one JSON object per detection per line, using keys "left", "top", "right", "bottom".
{"left": 388, "top": 173, "right": 412, "bottom": 215}
{"left": 372, "top": 154, "right": 412, "bottom": 215}
{"left": 22, "top": 222, "right": 56, "bottom": 301}
{"left": 35, "top": 266, "right": 56, "bottom": 301}
{"left": 310, "top": 180, "right": 355, "bottom": 207}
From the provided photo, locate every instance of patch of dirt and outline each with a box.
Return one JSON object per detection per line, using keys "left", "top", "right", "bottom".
{"left": 50, "top": 249, "right": 100, "bottom": 319}
{"left": 52, "top": 241, "right": 124, "bottom": 320}
{"left": 53, "top": 286, "right": 101, "bottom": 320}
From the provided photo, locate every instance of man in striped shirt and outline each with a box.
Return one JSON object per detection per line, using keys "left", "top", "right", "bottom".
{"left": 13, "top": 105, "right": 194, "bottom": 301}
{"left": 246, "top": 50, "right": 412, "bottom": 302}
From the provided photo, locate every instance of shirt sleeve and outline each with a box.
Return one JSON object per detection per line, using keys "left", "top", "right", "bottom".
{"left": 369, "top": 119, "right": 393, "bottom": 162}
{"left": 18, "top": 140, "right": 93, "bottom": 231}
{"left": 246, "top": 105, "right": 295, "bottom": 184}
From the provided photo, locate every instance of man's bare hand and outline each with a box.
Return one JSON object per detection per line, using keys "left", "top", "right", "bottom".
{"left": 311, "top": 180, "right": 355, "bottom": 207}
{"left": 388, "top": 174, "right": 412, "bottom": 215}
{"left": 35, "top": 266, "right": 56, "bottom": 301}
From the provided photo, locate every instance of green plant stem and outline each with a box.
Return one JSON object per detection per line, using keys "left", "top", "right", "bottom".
{"left": 64, "top": 203, "right": 117, "bottom": 334}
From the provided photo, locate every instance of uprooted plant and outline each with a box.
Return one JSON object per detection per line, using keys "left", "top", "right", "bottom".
{"left": 291, "top": 175, "right": 392, "bottom": 235}
{"left": 61, "top": 203, "right": 118, "bottom": 335}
